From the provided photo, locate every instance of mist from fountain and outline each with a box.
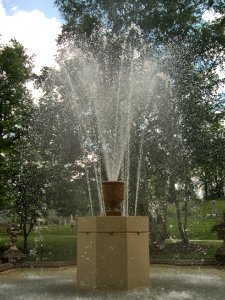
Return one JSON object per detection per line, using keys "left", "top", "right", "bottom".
{"left": 54, "top": 36, "right": 170, "bottom": 214}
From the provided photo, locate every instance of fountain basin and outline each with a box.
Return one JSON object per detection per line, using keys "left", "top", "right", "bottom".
{"left": 1, "top": 265, "right": 225, "bottom": 299}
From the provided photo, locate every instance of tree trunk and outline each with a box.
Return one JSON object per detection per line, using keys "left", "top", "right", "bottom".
{"left": 162, "top": 200, "right": 168, "bottom": 241}
{"left": 154, "top": 179, "right": 168, "bottom": 249}
{"left": 183, "top": 199, "right": 189, "bottom": 244}
{"left": 174, "top": 200, "right": 188, "bottom": 244}
{"left": 21, "top": 195, "right": 29, "bottom": 254}
{"left": 183, "top": 183, "right": 189, "bottom": 243}
{"left": 204, "top": 174, "right": 208, "bottom": 200}
{"left": 171, "top": 179, "right": 189, "bottom": 245}
{"left": 23, "top": 224, "right": 29, "bottom": 254}
{"left": 149, "top": 213, "right": 157, "bottom": 246}
{"left": 215, "top": 175, "right": 222, "bottom": 199}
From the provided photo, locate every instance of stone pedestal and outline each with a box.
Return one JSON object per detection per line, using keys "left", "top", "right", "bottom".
{"left": 2, "top": 230, "right": 26, "bottom": 263}
{"left": 77, "top": 216, "right": 149, "bottom": 289}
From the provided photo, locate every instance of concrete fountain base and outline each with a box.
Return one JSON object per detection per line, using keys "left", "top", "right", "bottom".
{"left": 77, "top": 216, "right": 149, "bottom": 289}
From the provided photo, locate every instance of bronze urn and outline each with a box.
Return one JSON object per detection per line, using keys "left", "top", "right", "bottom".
{"left": 102, "top": 181, "right": 125, "bottom": 216}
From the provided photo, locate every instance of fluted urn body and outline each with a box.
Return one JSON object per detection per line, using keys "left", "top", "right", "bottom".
{"left": 102, "top": 181, "right": 125, "bottom": 216}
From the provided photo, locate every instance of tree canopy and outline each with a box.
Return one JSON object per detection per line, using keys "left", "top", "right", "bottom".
{"left": 0, "top": 1, "right": 224, "bottom": 251}
{"left": 51, "top": 0, "right": 225, "bottom": 245}
{"left": 0, "top": 40, "right": 34, "bottom": 208}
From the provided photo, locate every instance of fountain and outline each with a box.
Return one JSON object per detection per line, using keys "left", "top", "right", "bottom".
{"left": 56, "top": 36, "right": 165, "bottom": 290}
{"left": 1, "top": 26, "right": 225, "bottom": 300}
{"left": 56, "top": 38, "right": 169, "bottom": 218}
{"left": 77, "top": 181, "right": 149, "bottom": 289}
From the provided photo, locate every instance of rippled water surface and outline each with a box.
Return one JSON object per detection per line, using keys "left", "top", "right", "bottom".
{"left": 1, "top": 265, "right": 225, "bottom": 300}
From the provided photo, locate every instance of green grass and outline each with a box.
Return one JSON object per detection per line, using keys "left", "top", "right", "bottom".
{"left": 25, "top": 236, "right": 77, "bottom": 261}
{"left": 166, "top": 199, "right": 225, "bottom": 240}
{"left": 167, "top": 217, "right": 219, "bottom": 240}
{"left": 2, "top": 231, "right": 220, "bottom": 261}
{"left": 150, "top": 241, "right": 222, "bottom": 260}
{"left": 33, "top": 224, "right": 76, "bottom": 236}
{"left": 0, "top": 236, "right": 10, "bottom": 248}
{"left": 199, "top": 200, "right": 225, "bottom": 215}
{"left": 167, "top": 200, "right": 225, "bottom": 218}
{"left": 0, "top": 225, "right": 77, "bottom": 262}
{"left": 27, "top": 225, "right": 77, "bottom": 261}
{"left": 1, "top": 201, "right": 225, "bottom": 262}
{"left": 0, "top": 226, "right": 8, "bottom": 235}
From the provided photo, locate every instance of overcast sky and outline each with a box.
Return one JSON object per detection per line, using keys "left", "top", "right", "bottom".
{"left": 0, "top": 0, "right": 61, "bottom": 73}
{"left": 0, "top": 1, "right": 223, "bottom": 78}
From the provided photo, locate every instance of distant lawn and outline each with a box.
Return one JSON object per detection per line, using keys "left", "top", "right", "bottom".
{"left": 1, "top": 202, "right": 225, "bottom": 262}
{"left": 150, "top": 240, "right": 222, "bottom": 260}
{"left": 32, "top": 224, "right": 77, "bottom": 236}
{"left": 1, "top": 233, "right": 221, "bottom": 262}
{"left": 0, "top": 226, "right": 8, "bottom": 236}
{"left": 29, "top": 225, "right": 77, "bottom": 261}
{"left": 167, "top": 199, "right": 225, "bottom": 218}
{"left": 167, "top": 217, "right": 219, "bottom": 240}
{"left": 0, "top": 225, "right": 77, "bottom": 262}
{"left": 25, "top": 235, "right": 77, "bottom": 261}
{"left": 167, "top": 199, "right": 225, "bottom": 240}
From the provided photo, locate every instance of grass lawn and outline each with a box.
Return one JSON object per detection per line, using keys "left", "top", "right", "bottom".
{"left": 26, "top": 225, "right": 77, "bottom": 261}
{"left": 167, "top": 199, "right": 225, "bottom": 218}
{"left": 0, "top": 200, "right": 224, "bottom": 262}
{"left": 25, "top": 235, "right": 77, "bottom": 261}
{"left": 0, "top": 225, "right": 77, "bottom": 262}
{"left": 167, "top": 199, "right": 225, "bottom": 240}
{"left": 150, "top": 240, "right": 223, "bottom": 260}
{"left": 0, "top": 232, "right": 221, "bottom": 261}
{"left": 34, "top": 224, "right": 76, "bottom": 236}
{"left": 167, "top": 217, "right": 219, "bottom": 240}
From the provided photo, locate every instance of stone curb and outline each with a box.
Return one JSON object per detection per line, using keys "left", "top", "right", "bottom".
{"left": 0, "top": 263, "right": 15, "bottom": 272}
{"left": 0, "top": 261, "right": 76, "bottom": 273}
{"left": 150, "top": 259, "right": 218, "bottom": 266}
{"left": 15, "top": 260, "right": 76, "bottom": 268}
{"left": 1, "top": 259, "right": 222, "bottom": 274}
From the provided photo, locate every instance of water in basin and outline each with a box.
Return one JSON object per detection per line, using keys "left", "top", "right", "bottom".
{"left": 1, "top": 265, "right": 225, "bottom": 300}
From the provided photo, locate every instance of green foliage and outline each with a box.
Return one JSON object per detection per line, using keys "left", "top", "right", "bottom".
{"left": 0, "top": 40, "right": 34, "bottom": 209}
{"left": 51, "top": 1, "right": 225, "bottom": 232}
{"left": 0, "top": 40, "right": 54, "bottom": 252}
{"left": 55, "top": 0, "right": 225, "bottom": 44}
{"left": 0, "top": 39, "right": 34, "bottom": 151}
{"left": 38, "top": 1, "right": 225, "bottom": 245}
{"left": 34, "top": 66, "right": 98, "bottom": 217}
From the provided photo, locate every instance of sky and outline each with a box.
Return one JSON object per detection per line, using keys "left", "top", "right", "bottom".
{"left": 0, "top": 1, "right": 223, "bottom": 78}
{"left": 0, "top": 0, "right": 61, "bottom": 73}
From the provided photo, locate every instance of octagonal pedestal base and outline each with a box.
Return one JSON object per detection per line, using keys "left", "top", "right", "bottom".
{"left": 77, "top": 216, "right": 149, "bottom": 290}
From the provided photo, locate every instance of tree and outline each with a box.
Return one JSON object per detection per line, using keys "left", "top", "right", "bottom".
{"left": 54, "top": 0, "right": 225, "bottom": 45}
{"left": 0, "top": 39, "right": 34, "bottom": 209}
{"left": 10, "top": 129, "right": 50, "bottom": 253}
{"left": 53, "top": 0, "right": 225, "bottom": 243}
{"left": 35, "top": 67, "right": 99, "bottom": 217}
{"left": 0, "top": 40, "right": 49, "bottom": 252}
